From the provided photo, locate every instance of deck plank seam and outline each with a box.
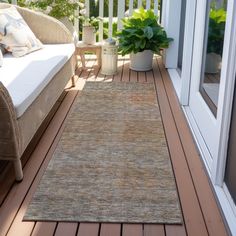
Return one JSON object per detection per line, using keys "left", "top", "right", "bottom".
{"left": 29, "top": 222, "right": 37, "bottom": 236}
{"left": 75, "top": 223, "right": 80, "bottom": 236}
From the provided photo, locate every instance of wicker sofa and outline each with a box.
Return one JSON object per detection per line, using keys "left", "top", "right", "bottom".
{"left": 0, "top": 3, "right": 76, "bottom": 181}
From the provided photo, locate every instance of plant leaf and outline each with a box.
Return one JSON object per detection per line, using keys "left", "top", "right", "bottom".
{"left": 143, "top": 26, "right": 153, "bottom": 39}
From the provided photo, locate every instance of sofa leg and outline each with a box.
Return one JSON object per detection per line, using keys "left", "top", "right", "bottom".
{"left": 71, "top": 75, "right": 76, "bottom": 87}
{"left": 13, "top": 159, "right": 23, "bottom": 182}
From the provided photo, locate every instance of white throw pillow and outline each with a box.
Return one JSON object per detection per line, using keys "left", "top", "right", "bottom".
{"left": 0, "top": 6, "right": 43, "bottom": 57}
{"left": 0, "top": 49, "right": 3, "bottom": 67}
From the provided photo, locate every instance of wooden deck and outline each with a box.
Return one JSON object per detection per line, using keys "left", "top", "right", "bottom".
{"left": 0, "top": 56, "right": 229, "bottom": 236}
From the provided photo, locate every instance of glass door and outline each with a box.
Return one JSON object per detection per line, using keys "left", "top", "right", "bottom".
{"left": 180, "top": 0, "right": 236, "bottom": 232}
{"left": 188, "top": 0, "right": 228, "bottom": 171}
{"left": 224, "top": 74, "right": 236, "bottom": 205}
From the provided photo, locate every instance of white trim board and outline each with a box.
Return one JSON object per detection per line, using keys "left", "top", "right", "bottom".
{"left": 183, "top": 106, "right": 213, "bottom": 174}
{"left": 167, "top": 69, "right": 181, "bottom": 99}
{"left": 215, "top": 185, "right": 236, "bottom": 235}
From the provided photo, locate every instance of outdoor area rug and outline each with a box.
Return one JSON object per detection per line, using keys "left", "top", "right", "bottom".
{"left": 24, "top": 82, "right": 182, "bottom": 224}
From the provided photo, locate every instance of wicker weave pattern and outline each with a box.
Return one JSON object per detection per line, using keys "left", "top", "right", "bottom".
{"left": 0, "top": 3, "right": 75, "bottom": 177}
{"left": 0, "top": 82, "right": 20, "bottom": 160}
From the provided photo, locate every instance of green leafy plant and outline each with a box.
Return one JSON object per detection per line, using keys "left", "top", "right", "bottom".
{"left": 79, "top": 8, "right": 103, "bottom": 32}
{"left": 207, "top": 7, "right": 226, "bottom": 55}
{"left": 21, "top": 0, "right": 83, "bottom": 21}
{"left": 117, "top": 7, "right": 172, "bottom": 56}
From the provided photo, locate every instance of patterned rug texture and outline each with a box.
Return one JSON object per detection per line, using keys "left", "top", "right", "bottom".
{"left": 24, "top": 82, "right": 182, "bottom": 224}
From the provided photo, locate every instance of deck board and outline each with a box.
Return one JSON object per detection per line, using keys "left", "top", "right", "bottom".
{"left": 122, "top": 56, "right": 130, "bottom": 82}
{"left": 54, "top": 223, "right": 78, "bottom": 236}
{"left": 0, "top": 57, "right": 228, "bottom": 236}
{"left": 138, "top": 71, "right": 146, "bottom": 83}
{"left": 144, "top": 224, "right": 165, "bottom": 236}
{"left": 153, "top": 59, "right": 207, "bottom": 236}
{"left": 123, "top": 224, "right": 143, "bottom": 236}
{"left": 157, "top": 58, "right": 228, "bottom": 236}
{"left": 113, "top": 57, "right": 124, "bottom": 81}
{"left": 165, "top": 225, "right": 187, "bottom": 236}
{"left": 31, "top": 222, "right": 57, "bottom": 236}
{"left": 130, "top": 69, "right": 138, "bottom": 82}
{"left": 77, "top": 223, "right": 99, "bottom": 236}
{"left": 100, "top": 224, "right": 121, "bottom": 236}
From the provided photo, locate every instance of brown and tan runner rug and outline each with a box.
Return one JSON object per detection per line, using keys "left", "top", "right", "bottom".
{"left": 24, "top": 82, "right": 182, "bottom": 224}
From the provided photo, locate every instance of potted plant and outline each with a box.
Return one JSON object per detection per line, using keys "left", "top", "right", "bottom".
{"left": 79, "top": 9, "right": 101, "bottom": 45}
{"left": 117, "top": 7, "right": 172, "bottom": 71}
{"left": 205, "top": 7, "right": 226, "bottom": 73}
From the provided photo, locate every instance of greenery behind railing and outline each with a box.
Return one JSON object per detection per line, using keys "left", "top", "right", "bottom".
{"left": 0, "top": 0, "right": 161, "bottom": 41}
{"left": 88, "top": 0, "right": 160, "bottom": 17}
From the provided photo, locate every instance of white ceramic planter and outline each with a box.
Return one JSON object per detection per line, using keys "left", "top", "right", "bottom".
{"left": 82, "top": 26, "right": 96, "bottom": 45}
{"left": 130, "top": 50, "right": 154, "bottom": 71}
{"left": 205, "top": 52, "right": 222, "bottom": 74}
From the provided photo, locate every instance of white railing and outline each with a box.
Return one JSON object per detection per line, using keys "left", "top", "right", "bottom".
{"left": 13, "top": 0, "right": 161, "bottom": 42}
{"left": 79, "top": 0, "right": 160, "bottom": 42}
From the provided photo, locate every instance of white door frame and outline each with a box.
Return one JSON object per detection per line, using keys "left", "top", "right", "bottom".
{"left": 213, "top": 0, "right": 236, "bottom": 186}
{"left": 188, "top": 0, "right": 218, "bottom": 170}
{"left": 163, "top": 0, "right": 236, "bottom": 234}
{"left": 162, "top": 0, "right": 196, "bottom": 104}
{"left": 190, "top": 0, "right": 236, "bottom": 233}
{"left": 213, "top": 1, "right": 236, "bottom": 234}
{"left": 180, "top": 0, "right": 196, "bottom": 105}
{"left": 161, "top": 0, "right": 182, "bottom": 69}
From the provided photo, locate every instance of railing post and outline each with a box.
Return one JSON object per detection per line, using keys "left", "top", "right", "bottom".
{"left": 74, "top": 8, "right": 79, "bottom": 36}
{"left": 154, "top": 0, "right": 159, "bottom": 17}
{"left": 85, "top": 0, "right": 89, "bottom": 17}
{"left": 146, "top": 0, "right": 151, "bottom": 10}
{"left": 129, "top": 0, "right": 134, "bottom": 16}
{"left": 99, "top": 0, "right": 104, "bottom": 42}
{"left": 108, "top": 0, "right": 113, "bottom": 38}
{"left": 117, "top": 0, "right": 125, "bottom": 30}
{"left": 138, "top": 0, "right": 142, "bottom": 8}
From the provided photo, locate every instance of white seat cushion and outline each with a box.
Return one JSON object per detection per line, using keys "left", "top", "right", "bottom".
{"left": 0, "top": 43, "right": 75, "bottom": 117}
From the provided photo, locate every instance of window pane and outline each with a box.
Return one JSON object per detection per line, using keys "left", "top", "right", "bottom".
{"left": 200, "top": 0, "right": 227, "bottom": 116}
{"left": 177, "top": 0, "right": 187, "bottom": 74}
